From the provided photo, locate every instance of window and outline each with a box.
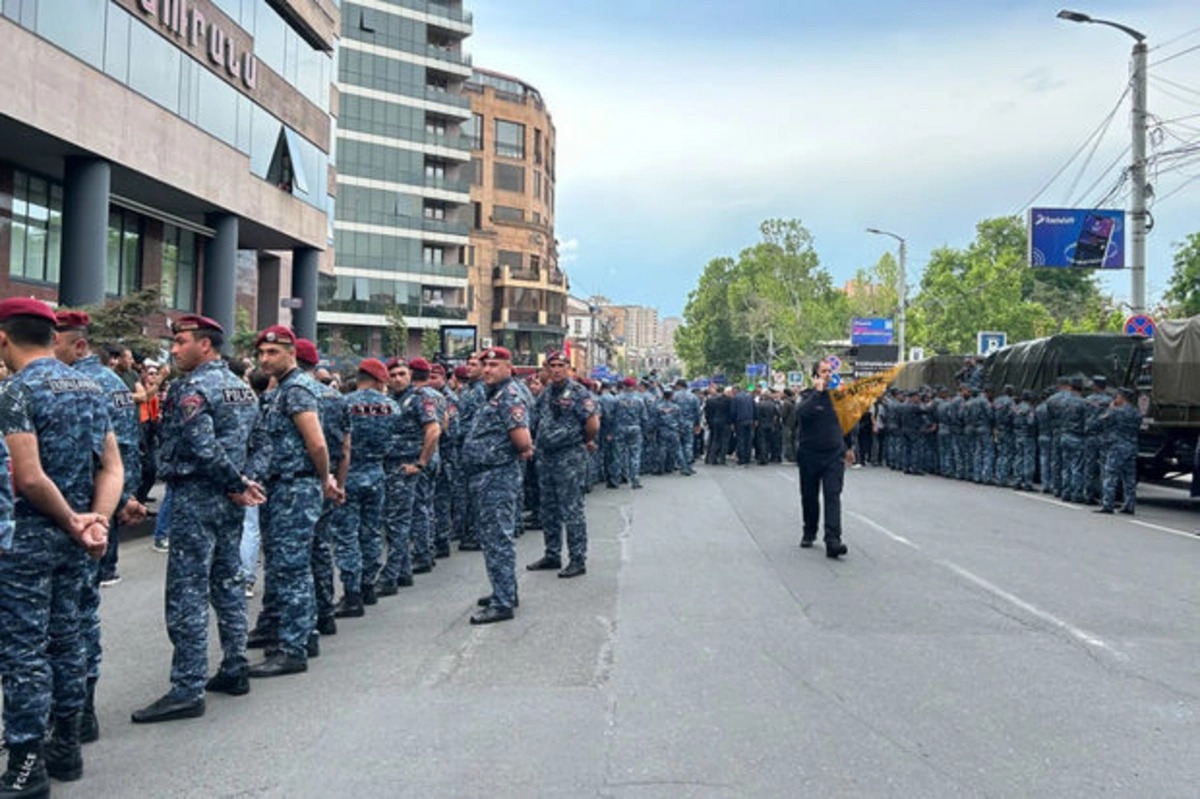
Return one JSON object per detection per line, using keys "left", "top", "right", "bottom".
{"left": 8, "top": 171, "right": 62, "bottom": 284}
{"left": 106, "top": 208, "right": 142, "bottom": 297}
{"left": 463, "top": 113, "right": 483, "bottom": 150}
{"left": 494, "top": 119, "right": 525, "bottom": 159}
{"left": 423, "top": 246, "right": 444, "bottom": 265}
{"left": 494, "top": 163, "right": 525, "bottom": 193}
{"left": 532, "top": 211, "right": 541, "bottom": 224}
{"left": 497, "top": 251, "right": 523, "bottom": 270}
{"left": 529, "top": 255, "right": 541, "bottom": 275}
{"left": 425, "top": 118, "right": 446, "bottom": 137}
{"left": 535, "top": 129, "right": 543, "bottom": 165}
{"left": 161, "top": 224, "right": 198, "bottom": 311}
{"left": 423, "top": 202, "right": 446, "bottom": 220}
{"left": 493, "top": 205, "right": 523, "bottom": 223}
{"left": 470, "top": 158, "right": 482, "bottom": 186}
{"left": 534, "top": 171, "right": 542, "bottom": 200}
{"left": 425, "top": 160, "right": 446, "bottom": 180}
{"left": 472, "top": 202, "right": 483, "bottom": 229}
{"left": 358, "top": 8, "right": 375, "bottom": 32}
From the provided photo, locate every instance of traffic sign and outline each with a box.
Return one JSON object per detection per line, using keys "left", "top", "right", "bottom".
{"left": 787, "top": 371, "right": 805, "bottom": 386}
{"left": 826, "top": 355, "right": 842, "bottom": 371}
{"left": 828, "top": 373, "right": 842, "bottom": 390}
{"left": 977, "top": 331, "right": 1007, "bottom": 355}
{"left": 1124, "top": 314, "right": 1156, "bottom": 338}
{"left": 280, "top": 297, "right": 303, "bottom": 309}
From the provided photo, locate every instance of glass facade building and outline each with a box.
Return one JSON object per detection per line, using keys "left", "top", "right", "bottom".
{"left": 318, "top": 0, "right": 473, "bottom": 361}
{"left": 0, "top": 0, "right": 339, "bottom": 339}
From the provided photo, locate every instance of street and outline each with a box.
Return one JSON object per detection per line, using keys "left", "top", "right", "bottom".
{"left": 66, "top": 464, "right": 1200, "bottom": 798}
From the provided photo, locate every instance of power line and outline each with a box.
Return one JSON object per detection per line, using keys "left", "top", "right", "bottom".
{"left": 1150, "top": 42, "right": 1200, "bottom": 68}
{"left": 1152, "top": 24, "right": 1200, "bottom": 52}
{"left": 1149, "top": 73, "right": 1200, "bottom": 98}
{"left": 1152, "top": 171, "right": 1200, "bottom": 204}
{"left": 1073, "top": 145, "right": 1129, "bottom": 207}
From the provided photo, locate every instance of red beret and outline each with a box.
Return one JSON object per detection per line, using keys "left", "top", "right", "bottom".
{"left": 0, "top": 297, "right": 58, "bottom": 325}
{"left": 295, "top": 338, "right": 320, "bottom": 366}
{"left": 545, "top": 350, "right": 568, "bottom": 364}
{"left": 622, "top": 377, "right": 637, "bottom": 387}
{"left": 408, "top": 357, "right": 432, "bottom": 374}
{"left": 255, "top": 325, "right": 295, "bottom": 347}
{"left": 453, "top": 365, "right": 469, "bottom": 380}
{"left": 55, "top": 310, "right": 91, "bottom": 331}
{"left": 357, "top": 358, "right": 389, "bottom": 384}
{"left": 482, "top": 346, "right": 512, "bottom": 362}
{"left": 173, "top": 314, "right": 224, "bottom": 334}
{"left": 430, "top": 362, "right": 446, "bottom": 376}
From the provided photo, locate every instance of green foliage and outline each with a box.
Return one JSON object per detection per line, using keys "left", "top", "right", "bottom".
{"left": 384, "top": 306, "right": 408, "bottom": 358}
{"left": 676, "top": 219, "right": 848, "bottom": 376}
{"left": 1164, "top": 232, "right": 1200, "bottom": 317}
{"left": 230, "top": 306, "right": 257, "bottom": 356}
{"left": 907, "top": 216, "right": 1120, "bottom": 354}
{"left": 846, "top": 252, "right": 900, "bottom": 320}
{"left": 69, "top": 287, "right": 163, "bottom": 359}
{"left": 421, "top": 327, "right": 440, "bottom": 359}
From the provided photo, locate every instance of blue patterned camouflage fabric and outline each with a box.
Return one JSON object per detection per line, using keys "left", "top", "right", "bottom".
{"left": 455, "top": 380, "right": 486, "bottom": 545}
{"left": 674, "top": 389, "right": 701, "bottom": 473}
{"left": 380, "top": 384, "right": 440, "bottom": 584}
{"left": 254, "top": 368, "right": 323, "bottom": 660}
{"left": 158, "top": 359, "right": 258, "bottom": 696}
{"left": 434, "top": 385, "right": 459, "bottom": 550}
{"left": 312, "top": 378, "right": 350, "bottom": 622}
{"left": 534, "top": 379, "right": 597, "bottom": 564}
{"left": 328, "top": 387, "right": 395, "bottom": 593}
{"left": 461, "top": 377, "right": 528, "bottom": 610}
{"left": 412, "top": 386, "right": 445, "bottom": 565}
{"left": 1011, "top": 399, "right": 1037, "bottom": 490}
{"left": 1099, "top": 402, "right": 1140, "bottom": 512}
{"left": 613, "top": 390, "right": 646, "bottom": 484}
{"left": 655, "top": 397, "right": 682, "bottom": 473}
{"left": 0, "top": 357, "right": 110, "bottom": 744}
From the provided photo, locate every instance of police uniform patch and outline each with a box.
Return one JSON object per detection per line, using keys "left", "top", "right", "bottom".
{"left": 112, "top": 390, "right": 135, "bottom": 408}
{"left": 512, "top": 405, "right": 526, "bottom": 423}
{"left": 583, "top": 398, "right": 596, "bottom": 413}
{"left": 181, "top": 395, "right": 204, "bottom": 422}
{"left": 222, "top": 386, "right": 256, "bottom": 404}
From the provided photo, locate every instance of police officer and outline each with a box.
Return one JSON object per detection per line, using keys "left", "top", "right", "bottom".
{"left": 247, "top": 326, "right": 342, "bottom": 678}
{"left": 0, "top": 298, "right": 121, "bottom": 791}
{"left": 1059, "top": 378, "right": 1088, "bottom": 503}
{"left": 527, "top": 350, "right": 598, "bottom": 578}
{"left": 330, "top": 358, "right": 396, "bottom": 616}
{"left": 132, "top": 314, "right": 262, "bottom": 723}
{"left": 992, "top": 385, "right": 1016, "bottom": 487}
{"left": 1082, "top": 376, "right": 1112, "bottom": 505}
{"left": 455, "top": 355, "right": 486, "bottom": 550}
{"left": 52, "top": 311, "right": 146, "bottom": 744}
{"left": 598, "top": 381, "right": 620, "bottom": 487}
{"left": 297, "top": 339, "right": 351, "bottom": 640}
{"left": 462, "top": 347, "right": 533, "bottom": 623}
{"left": 429, "top": 363, "right": 459, "bottom": 557}
{"left": 1095, "top": 387, "right": 1140, "bottom": 515}
{"left": 614, "top": 377, "right": 647, "bottom": 488}
{"left": 1012, "top": 390, "right": 1038, "bottom": 491}
{"left": 658, "top": 386, "right": 684, "bottom": 473}
{"left": 674, "top": 379, "right": 701, "bottom": 474}
{"left": 405, "top": 358, "right": 444, "bottom": 571}
{"left": 1035, "top": 388, "right": 1053, "bottom": 492}
{"left": 378, "top": 358, "right": 440, "bottom": 594}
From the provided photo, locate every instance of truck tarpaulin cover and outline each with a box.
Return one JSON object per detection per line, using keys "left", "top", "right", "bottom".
{"left": 1152, "top": 316, "right": 1200, "bottom": 407}
{"left": 892, "top": 355, "right": 967, "bottom": 391}
{"left": 983, "top": 334, "right": 1138, "bottom": 394}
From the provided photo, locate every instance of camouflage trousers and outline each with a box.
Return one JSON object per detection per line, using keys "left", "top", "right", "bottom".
{"left": 538, "top": 446, "right": 589, "bottom": 565}
{"left": 680, "top": 425, "right": 696, "bottom": 471}
{"left": 994, "top": 435, "right": 1014, "bottom": 486}
{"left": 328, "top": 467, "right": 385, "bottom": 594}
{"left": 259, "top": 477, "right": 322, "bottom": 660}
{"left": 0, "top": 523, "right": 88, "bottom": 744}
{"left": 412, "top": 455, "right": 439, "bottom": 568}
{"left": 1083, "top": 439, "right": 1105, "bottom": 502}
{"left": 381, "top": 466, "right": 418, "bottom": 583}
{"left": 616, "top": 426, "right": 643, "bottom": 483}
{"left": 1101, "top": 443, "right": 1137, "bottom": 512}
{"left": 1015, "top": 436, "right": 1037, "bottom": 489}
{"left": 434, "top": 454, "right": 454, "bottom": 552}
{"left": 470, "top": 462, "right": 521, "bottom": 611}
{"left": 660, "top": 430, "right": 681, "bottom": 473}
{"left": 1059, "top": 434, "right": 1084, "bottom": 501}
{"left": 313, "top": 499, "right": 337, "bottom": 621}
{"left": 971, "top": 429, "right": 994, "bottom": 483}
{"left": 937, "top": 431, "right": 953, "bottom": 476}
{"left": 1037, "top": 436, "right": 1052, "bottom": 489}
{"left": 166, "top": 480, "right": 248, "bottom": 699}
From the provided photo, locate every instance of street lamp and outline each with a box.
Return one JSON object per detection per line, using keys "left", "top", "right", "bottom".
{"left": 866, "top": 227, "right": 907, "bottom": 362}
{"left": 1057, "top": 9, "right": 1148, "bottom": 314}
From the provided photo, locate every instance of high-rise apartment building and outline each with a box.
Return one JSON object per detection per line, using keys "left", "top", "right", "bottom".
{"left": 319, "top": 0, "right": 473, "bottom": 359}
{"left": 464, "top": 67, "right": 565, "bottom": 365}
{"left": 0, "top": 0, "right": 339, "bottom": 338}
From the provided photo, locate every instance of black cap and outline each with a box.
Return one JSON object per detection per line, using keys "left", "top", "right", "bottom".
{"left": 1117, "top": 387, "right": 1136, "bottom": 400}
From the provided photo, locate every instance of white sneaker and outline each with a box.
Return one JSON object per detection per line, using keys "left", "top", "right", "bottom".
{"left": 152, "top": 538, "right": 169, "bottom": 553}
{"left": 99, "top": 575, "right": 122, "bottom": 588}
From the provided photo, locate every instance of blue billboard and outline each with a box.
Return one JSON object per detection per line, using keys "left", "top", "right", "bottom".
{"left": 1028, "top": 208, "right": 1125, "bottom": 269}
{"left": 851, "top": 317, "right": 894, "bottom": 345}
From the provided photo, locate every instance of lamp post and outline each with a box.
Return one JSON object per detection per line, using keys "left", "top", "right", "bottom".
{"left": 1057, "top": 9, "right": 1148, "bottom": 314}
{"left": 866, "top": 228, "right": 907, "bottom": 362}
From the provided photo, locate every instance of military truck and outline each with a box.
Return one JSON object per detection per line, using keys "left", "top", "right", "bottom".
{"left": 1123, "top": 317, "right": 1200, "bottom": 481}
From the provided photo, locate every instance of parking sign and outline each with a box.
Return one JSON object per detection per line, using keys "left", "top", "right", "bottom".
{"left": 977, "top": 331, "right": 1007, "bottom": 355}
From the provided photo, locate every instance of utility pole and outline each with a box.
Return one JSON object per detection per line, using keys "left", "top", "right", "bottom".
{"left": 866, "top": 228, "right": 907, "bottom": 362}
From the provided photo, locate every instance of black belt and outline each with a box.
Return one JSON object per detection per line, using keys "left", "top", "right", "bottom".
{"left": 267, "top": 470, "right": 317, "bottom": 481}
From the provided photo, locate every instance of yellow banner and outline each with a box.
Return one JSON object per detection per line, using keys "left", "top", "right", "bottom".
{"left": 829, "top": 365, "right": 903, "bottom": 435}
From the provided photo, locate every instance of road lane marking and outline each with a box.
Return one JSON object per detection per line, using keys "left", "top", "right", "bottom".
{"left": 1012, "top": 491, "right": 1082, "bottom": 510}
{"left": 1128, "top": 519, "right": 1198, "bottom": 540}
{"left": 847, "top": 511, "right": 920, "bottom": 550}
{"left": 939, "top": 560, "right": 1126, "bottom": 660}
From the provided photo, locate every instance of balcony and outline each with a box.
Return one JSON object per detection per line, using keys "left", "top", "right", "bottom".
{"left": 421, "top": 216, "right": 470, "bottom": 236}
{"left": 423, "top": 175, "right": 471, "bottom": 194}
{"left": 426, "top": 1, "right": 474, "bottom": 25}
{"left": 426, "top": 44, "right": 472, "bottom": 68}
{"left": 492, "top": 265, "right": 570, "bottom": 291}
{"left": 423, "top": 88, "right": 471, "bottom": 110}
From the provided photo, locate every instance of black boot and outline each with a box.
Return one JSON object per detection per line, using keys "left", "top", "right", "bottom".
{"left": 245, "top": 627, "right": 278, "bottom": 649}
{"left": 316, "top": 615, "right": 337, "bottom": 636}
{"left": 0, "top": 741, "right": 48, "bottom": 799}
{"left": 306, "top": 633, "right": 321, "bottom": 659}
{"left": 80, "top": 677, "right": 99, "bottom": 744}
{"left": 334, "top": 593, "right": 364, "bottom": 618}
{"left": 44, "top": 714, "right": 82, "bottom": 782}
{"left": 361, "top": 584, "right": 378, "bottom": 605}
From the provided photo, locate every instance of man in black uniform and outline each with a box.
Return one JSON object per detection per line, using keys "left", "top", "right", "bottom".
{"left": 795, "top": 359, "right": 851, "bottom": 559}
{"left": 704, "top": 387, "right": 730, "bottom": 465}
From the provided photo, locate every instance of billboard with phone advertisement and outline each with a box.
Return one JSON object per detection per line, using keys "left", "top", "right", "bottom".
{"left": 1028, "top": 208, "right": 1124, "bottom": 269}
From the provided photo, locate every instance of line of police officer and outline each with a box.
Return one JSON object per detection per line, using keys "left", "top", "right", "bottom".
{"left": 873, "top": 375, "right": 1141, "bottom": 513}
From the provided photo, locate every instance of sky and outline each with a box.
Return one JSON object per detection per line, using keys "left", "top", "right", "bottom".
{"left": 467, "top": 0, "right": 1200, "bottom": 319}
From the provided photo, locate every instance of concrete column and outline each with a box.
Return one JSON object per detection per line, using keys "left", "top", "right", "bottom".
{"left": 202, "top": 214, "right": 238, "bottom": 346}
{"left": 59, "top": 157, "right": 110, "bottom": 308}
{"left": 291, "top": 247, "right": 319, "bottom": 341}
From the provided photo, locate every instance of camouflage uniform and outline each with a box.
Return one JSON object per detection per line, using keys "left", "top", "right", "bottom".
{"left": 966, "top": 393, "right": 994, "bottom": 483}
{"left": 534, "top": 379, "right": 598, "bottom": 566}
{"left": 157, "top": 359, "right": 257, "bottom": 697}
{"left": 656, "top": 396, "right": 683, "bottom": 473}
{"left": 614, "top": 390, "right": 647, "bottom": 486}
{"left": 1082, "top": 389, "right": 1112, "bottom": 503}
{"left": 329, "top": 388, "right": 395, "bottom": 595}
{"left": 311, "top": 377, "right": 350, "bottom": 627}
{"left": 598, "top": 388, "right": 619, "bottom": 486}
{"left": 992, "top": 392, "right": 1015, "bottom": 487}
{"left": 380, "top": 384, "right": 439, "bottom": 585}
{"left": 1099, "top": 402, "right": 1140, "bottom": 513}
{"left": 434, "top": 385, "right": 460, "bottom": 551}
{"left": 461, "top": 377, "right": 529, "bottom": 611}
{"left": 411, "top": 385, "right": 444, "bottom": 569}
{"left": 947, "top": 394, "right": 967, "bottom": 479}
{"left": 1059, "top": 391, "right": 1088, "bottom": 502}
{"left": 1034, "top": 397, "right": 1052, "bottom": 491}
{"left": 455, "top": 379, "right": 486, "bottom": 547}
{"left": 1011, "top": 398, "right": 1037, "bottom": 490}
{"left": 71, "top": 355, "right": 139, "bottom": 704}
{"left": 254, "top": 368, "right": 323, "bottom": 661}
{"left": 0, "top": 358, "right": 110, "bottom": 745}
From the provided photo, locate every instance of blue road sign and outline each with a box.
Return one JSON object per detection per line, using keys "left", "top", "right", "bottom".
{"left": 977, "top": 331, "right": 1007, "bottom": 355}
{"left": 826, "top": 355, "right": 842, "bottom": 372}
{"left": 828, "top": 373, "right": 842, "bottom": 390}
{"left": 1124, "top": 314, "right": 1156, "bottom": 338}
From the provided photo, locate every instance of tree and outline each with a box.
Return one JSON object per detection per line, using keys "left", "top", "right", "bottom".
{"left": 421, "top": 327, "right": 440, "bottom": 359}
{"left": 71, "top": 287, "right": 164, "bottom": 359}
{"left": 384, "top": 306, "right": 408, "bottom": 358}
{"left": 846, "top": 252, "right": 900, "bottom": 321}
{"left": 675, "top": 256, "right": 747, "bottom": 377}
{"left": 230, "top": 306, "right": 258, "bottom": 356}
{"left": 1164, "top": 232, "right": 1200, "bottom": 317}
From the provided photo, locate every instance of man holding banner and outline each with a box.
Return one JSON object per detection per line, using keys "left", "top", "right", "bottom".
{"left": 795, "top": 360, "right": 853, "bottom": 558}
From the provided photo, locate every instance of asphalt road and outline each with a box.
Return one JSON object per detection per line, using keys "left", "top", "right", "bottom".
{"left": 62, "top": 464, "right": 1200, "bottom": 798}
